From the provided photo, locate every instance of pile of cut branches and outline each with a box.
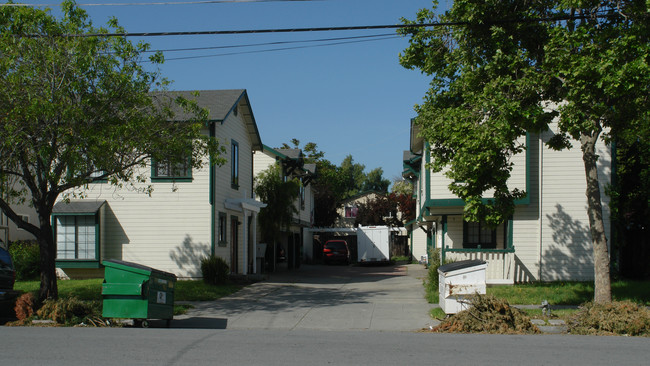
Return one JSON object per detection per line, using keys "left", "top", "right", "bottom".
{"left": 433, "top": 294, "right": 540, "bottom": 334}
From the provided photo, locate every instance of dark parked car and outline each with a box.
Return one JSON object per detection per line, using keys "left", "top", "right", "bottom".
{"left": 1, "top": 246, "right": 19, "bottom": 320}
{"left": 323, "top": 240, "right": 350, "bottom": 265}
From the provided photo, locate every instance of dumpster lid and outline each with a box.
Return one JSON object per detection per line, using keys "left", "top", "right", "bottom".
{"left": 438, "top": 259, "right": 486, "bottom": 274}
{"left": 103, "top": 259, "right": 176, "bottom": 279}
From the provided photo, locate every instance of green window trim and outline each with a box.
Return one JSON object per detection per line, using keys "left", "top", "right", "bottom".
{"left": 462, "top": 220, "right": 497, "bottom": 249}
{"left": 53, "top": 212, "right": 101, "bottom": 268}
{"left": 151, "top": 157, "right": 193, "bottom": 182}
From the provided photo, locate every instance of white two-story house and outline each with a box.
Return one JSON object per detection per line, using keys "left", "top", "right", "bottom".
{"left": 404, "top": 116, "right": 612, "bottom": 284}
{"left": 53, "top": 89, "right": 266, "bottom": 279}
{"left": 253, "top": 145, "right": 316, "bottom": 269}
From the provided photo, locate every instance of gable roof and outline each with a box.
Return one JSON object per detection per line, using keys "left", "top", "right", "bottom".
{"left": 154, "top": 89, "right": 263, "bottom": 151}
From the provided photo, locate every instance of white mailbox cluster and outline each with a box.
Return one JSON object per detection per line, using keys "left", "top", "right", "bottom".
{"left": 438, "top": 260, "right": 487, "bottom": 314}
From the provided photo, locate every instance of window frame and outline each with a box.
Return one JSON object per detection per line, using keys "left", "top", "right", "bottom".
{"left": 151, "top": 156, "right": 193, "bottom": 182}
{"left": 463, "top": 220, "right": 497, "bottom": 249}
{"left": 54, "top": 212, "right": 101, "bottom": 268}
{"left": 218, "top": 212, "right": 228, "bottom": 247}
{"left": 231, "top": 140, "right": 239, "bottom": 189}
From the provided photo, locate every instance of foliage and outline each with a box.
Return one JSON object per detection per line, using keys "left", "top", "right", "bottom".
{"left": 354, "top": 194, "right": 398, "bottom": 226}
{"left": 568, "top": 301, "right": 650, "bottom": 336}
{"left": 399, "top": 0, "right": 650, "bottom": 303}
{"left": 8, "top": 241, "right": 40, "bottom": 280}
{"left": 0, "top": 2, "right": 222, "bottom": 301}
{"left": 36, "top": 297, "right": 101, "bottom": 325}
{"left": 432, "top": 294, "right": 540, "bottom": 334}
{"left": 361, "top": 167, "right": 391, "bottom": 193}
{"left": 392, "top": 192, "right": 416, "bottom": 223}
{"left": 174, "top": 281, "right": 243, "bottom": 301}
{"left": 200, "top": 255, "right": 230, "bottom": 285}
{"left": 255, "top": 163, "right": 300, "bottom": 244}
{"left": 424, "top": 248, "right": 449, "bottom": 303}
{"left": 391, "top": 179, "right": 413, "bottom": 196}
{"left": 14, "top": 292, "right": 37, "bottom": 321}
{"left": 15, "top": 278, "right": 242, "bottom": 302}
{"left": 609, "top": 132, "right": 650, "bottom": 279}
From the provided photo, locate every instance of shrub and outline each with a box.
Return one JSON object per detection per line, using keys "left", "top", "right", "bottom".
{"left": 568, "top": 301, "right": 650, "bottom": 336}
{"left": 14, "top": 292, "right": 37, "bottom": 321}
{"left": 200, "top": 255, "right": 229, "bottom": 285}
{"left": 9, "top": 241, "right": 40, "bottom": 280}
{"left": 433, "top": 294, "right": 540, "bottom": 334}
{"left": 36, "top": 297, "right": 100, "bottom": 325}
{"left": 425, "top": 248, "right": 454, "bottom": 303}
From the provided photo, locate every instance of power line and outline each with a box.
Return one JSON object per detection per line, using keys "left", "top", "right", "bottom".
{"left": 36, "top": 12, "right": 631, "bottom": 38}
{"left": 158, "top": 34, "right": 399, "bottom": 61}
{"left": 142, "top": 33, "right": 397, "bottom": 53}
{"left": 2, "top": 0, "right": 318, "bottom": 6}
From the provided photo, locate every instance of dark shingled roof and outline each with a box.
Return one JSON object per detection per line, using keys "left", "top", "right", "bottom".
{"left": 53, "top": 200, "right": 105, "bottom": 214}
{"left": 152, "top": 89, "right": 262, "bottom": 151}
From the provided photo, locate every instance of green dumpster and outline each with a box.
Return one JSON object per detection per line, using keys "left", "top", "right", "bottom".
{"left": 102, "top": 259, "right": 176, "bottom": 327}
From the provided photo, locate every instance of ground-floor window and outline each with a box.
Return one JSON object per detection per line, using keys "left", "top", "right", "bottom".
{"left": 56, "top": 215, "right": 97, "bottom": 260}
{"left": 463, "top": 221, "right": 496, "bottom": 249}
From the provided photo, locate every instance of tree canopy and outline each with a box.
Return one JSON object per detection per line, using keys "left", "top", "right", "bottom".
{"left": 399, "top": 0, "right": 650, "bottom": 303}
{"left": 0, "top": 1, "right": 221, "bottom": 300}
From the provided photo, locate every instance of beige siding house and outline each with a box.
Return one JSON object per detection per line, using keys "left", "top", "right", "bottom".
{"left": 404, "top": 118, "right": 612, "bottom": 284}
{"left": 53, "top": 89, "right": 266, "bottom": 279}
{"left": 253, "top": 145, "right": 316, "bottom": 269}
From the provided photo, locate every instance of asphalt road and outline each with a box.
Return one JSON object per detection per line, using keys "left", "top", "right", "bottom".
{"left": 1, "top": 327, "right": 648, "bottom": 365}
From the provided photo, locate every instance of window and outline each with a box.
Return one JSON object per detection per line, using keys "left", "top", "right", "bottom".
{"left": 218, "top": 212, "right": 227, "bottom": 246}
{"left": 345, "top": 206, "right": 358, "bottom": 218}
{"left": 463, "top": 221, "right": 496, "bottom": 249}
{"left": 231, "top": 140, "right": 239, "bottom": 189}
{"left": 300, "top": 182, "right": 305, "bottom": 210}
{"left": 56, "top": 215, "right": 97, "bottom": 260}
{"left": 152, "top": 157, "right": 192, "bottom": 181}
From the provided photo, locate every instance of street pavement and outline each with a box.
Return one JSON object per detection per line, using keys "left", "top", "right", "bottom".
{"left": 171, "top": 263, "right": 439, "bottom": 331}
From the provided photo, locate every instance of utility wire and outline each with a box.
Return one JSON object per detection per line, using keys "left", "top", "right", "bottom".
{"left": 158, "top": 34, "right": 399, "bottom": 61}
{"left": 2, "top": 0, "right": 318, "bottom": 6}
{"left": 37, "top": 11, "right": 630, "bottom": 38}
{"left": 141, "top": 33, "right": 396, "bottom": 53}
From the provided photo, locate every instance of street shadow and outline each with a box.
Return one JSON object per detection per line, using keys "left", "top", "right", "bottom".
{"left": 146, "top": 317, "right": 228, "bottom": 329}
{"left": 169, "top": 235, "right": 210, "bottom": 278}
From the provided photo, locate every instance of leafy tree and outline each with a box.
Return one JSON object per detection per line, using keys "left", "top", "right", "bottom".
{"left": 609, "top": 126, "right": 650, "bottom": 279}
{"left": 362, "top": 167, "right": 391, "bottom": 193}
{"left": 354, "top": 194, "right": 398, "bottom": 227}
{"left": 391, "top": 178, "right": 414, "bottom": 197}
{"left": 254, "top": 163, "right": 300, "bottom": 247}
{"left": 0, "top": 2, "right": 221, "bottom": 301}
{"left": 339, "top": 155, "right": 366, "bottom": 199}
{"left": 392, "top": 192, "right": 416, "bottom": 224}
{"left": 399, "top": 0, "right": 650, "bottom": 303}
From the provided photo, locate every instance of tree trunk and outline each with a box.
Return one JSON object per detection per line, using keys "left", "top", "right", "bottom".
{"left": 37, "top": 216, "right": 58, "bottom": 302}
{"left": 580, "top": 131, "right": 612, "bottom": 304}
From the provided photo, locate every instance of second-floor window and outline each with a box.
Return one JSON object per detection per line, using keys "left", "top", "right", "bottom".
{"left": 231, "top": 140, "right": 239, "bottom": 189}
{"left": 345, "top": 206, "right": 358, "bottom": 218}
{"left": 152, "top": 157, "right": 192, "bottom": 181}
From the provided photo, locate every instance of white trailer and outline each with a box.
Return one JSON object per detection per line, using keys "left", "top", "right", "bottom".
{"left": 356, "top": 225, "right": 390, "bottom": 263}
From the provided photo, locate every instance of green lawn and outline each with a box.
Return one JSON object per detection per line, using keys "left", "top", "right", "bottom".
{"left": 14, "top": 279, "right": 243, "bottom": 302}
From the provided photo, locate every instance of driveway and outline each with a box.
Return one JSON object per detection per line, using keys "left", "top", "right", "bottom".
{"left": 172, "top": 264, "right": 437, "bottom": 332}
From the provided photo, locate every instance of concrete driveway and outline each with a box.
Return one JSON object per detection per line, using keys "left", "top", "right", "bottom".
{"left": 171, "top": 264, "right": 437, "bottom": 332}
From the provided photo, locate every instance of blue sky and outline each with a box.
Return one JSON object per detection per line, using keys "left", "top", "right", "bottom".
{"left": 15, "top": 0, "right": 449, "bottom": 184}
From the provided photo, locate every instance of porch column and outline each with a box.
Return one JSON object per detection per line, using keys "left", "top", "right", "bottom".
{"left": 252, "top": 211, "right": 258, "bottom": 275}
{"left": 242, "top": 211, "right": 249, "bottom": 275}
